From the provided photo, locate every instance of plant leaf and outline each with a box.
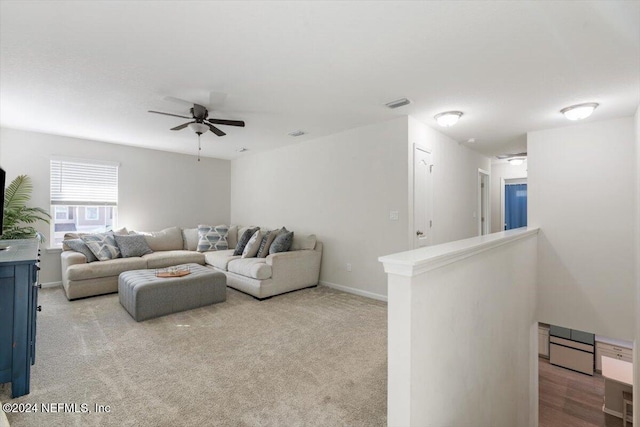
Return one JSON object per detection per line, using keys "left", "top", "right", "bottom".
{"left": 4, "top": 175, "right": 32, "bottom": 210}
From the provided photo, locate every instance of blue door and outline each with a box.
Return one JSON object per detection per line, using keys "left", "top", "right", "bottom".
{"left": 505, "top": 183, "right": 527, "bottom": 230}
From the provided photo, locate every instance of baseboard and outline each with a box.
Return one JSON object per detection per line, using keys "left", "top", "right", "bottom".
{"left": 40, "top": 281, "right": 62, "bottom": 288}
{"left": 319, "top": 281, "right": 387, "bottom": 302}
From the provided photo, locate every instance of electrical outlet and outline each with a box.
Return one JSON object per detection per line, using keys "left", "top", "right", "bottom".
{"left": 346, "top": 263, "right": 352, "bottom": 272}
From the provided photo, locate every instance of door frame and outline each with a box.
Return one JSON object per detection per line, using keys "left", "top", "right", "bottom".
{"left": 501, "top": 176, "right": 527, "bottom": 231}
{"left": 477, "top": 169, "right": 491, "bottom": 236}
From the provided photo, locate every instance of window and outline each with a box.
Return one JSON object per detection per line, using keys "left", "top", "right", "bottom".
{"left": 85, "top": 207, "right": 99, "bottom": 221}
{"left": 54, "top": 206, "right": 68, "bottom": 220}
{"left": 50, "top": 158, "right": 119, "bottom": 247}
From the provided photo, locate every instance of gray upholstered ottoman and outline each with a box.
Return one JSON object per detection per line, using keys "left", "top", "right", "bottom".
{"left": 119, "top": 263, "right": 226, "bottom": 321}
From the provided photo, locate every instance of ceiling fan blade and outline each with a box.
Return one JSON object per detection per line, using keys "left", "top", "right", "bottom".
{"left": 206, "top": 118, "right": 245, "bottom": 127}
{"left": 171, "top": 121, "right": 194, "bottom": 131}
{"left": 207, "top": 123, "right": 226, "bottom": 137}
{"left": 149, "top": 110, "right": 191, "bottom": 119}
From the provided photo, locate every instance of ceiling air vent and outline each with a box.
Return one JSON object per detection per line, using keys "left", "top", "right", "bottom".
{"left": 385, "top": 98, "right": 411, "bottom": 109}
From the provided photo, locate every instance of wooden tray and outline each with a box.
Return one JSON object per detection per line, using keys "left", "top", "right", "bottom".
{"left": 156, "top": 270, "right": 190, "bottom": 278}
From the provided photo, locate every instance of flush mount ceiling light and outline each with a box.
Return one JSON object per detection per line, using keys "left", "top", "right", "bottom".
{"left": 508, "top": 158, "right": 525, "bottom": 166}
{"left": 434, "top": 111, "right": 463, "bottom": 127}
{"left": 560, "top": 102, "right": 599, "bottom": 121}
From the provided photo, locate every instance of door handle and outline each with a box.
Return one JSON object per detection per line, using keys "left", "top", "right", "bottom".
{"left": 416, "top": 230, "right": 424, "bottom": 236}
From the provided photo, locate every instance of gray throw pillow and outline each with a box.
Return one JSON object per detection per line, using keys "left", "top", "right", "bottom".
{"left": 81, "top": 232, "right": 121, "bottom": 261}
{"left": 114, "top": 234, "right": 153, "bottom": 258}
{"left": 269, "top": 231, "right": 294, "bottom": 255}
{"left": 197, "top": 224, "right": 229, "bottom": 252}
{"left": 233, "top": 227, "right": 259, "bottom": 256}
{"left": 256, "top": 229, "right": 279, "bottom": 258}
{"left": 64, "top": 238, "right": 98, "bottom": 263}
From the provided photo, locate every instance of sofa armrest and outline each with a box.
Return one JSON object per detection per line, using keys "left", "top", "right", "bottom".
{"left": 61, "top": 250, "right": 88, "bottom": 286}
{"left": 266, "top": 248, "right": 322, "bottom": 286}
{"left": 61, "top": 250, "right": 88, "bottom": 267}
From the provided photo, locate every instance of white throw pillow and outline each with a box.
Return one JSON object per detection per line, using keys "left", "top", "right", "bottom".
{"left": 242, "top": 230, "right": 263, "bottom": 258}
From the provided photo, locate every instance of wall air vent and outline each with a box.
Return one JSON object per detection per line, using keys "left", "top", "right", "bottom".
{"left": 288, "top": 130, "right": 305, "bottom": 137}
{"left": 385, "top": 98, "right": 411, "bottom": 109}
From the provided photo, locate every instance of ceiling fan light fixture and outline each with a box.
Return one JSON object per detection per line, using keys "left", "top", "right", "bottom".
{"left": 560, "top": 102, "right": 599, "bottom": 121}
{"left": 188, "top": 122, "right": 209, "bottom": 135}
{"left": 434, "top": 111, "right": 463, "bottom": 127}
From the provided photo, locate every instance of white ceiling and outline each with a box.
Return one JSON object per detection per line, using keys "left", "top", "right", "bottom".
{"left": 1, "top": 1, "right": 638, "bottom": 160}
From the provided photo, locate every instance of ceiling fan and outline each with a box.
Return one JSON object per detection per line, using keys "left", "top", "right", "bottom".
{"left": 148, "top": 102, "right": 245, "bottom": 137}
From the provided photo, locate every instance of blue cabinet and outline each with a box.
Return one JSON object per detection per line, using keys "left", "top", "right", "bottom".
{"left": 0, "top": 239, "right": 39, "bottom": 398}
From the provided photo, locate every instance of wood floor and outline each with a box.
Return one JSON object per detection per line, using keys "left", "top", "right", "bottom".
{"left": 539, "top": 357, "right": 624, "bottom": 427}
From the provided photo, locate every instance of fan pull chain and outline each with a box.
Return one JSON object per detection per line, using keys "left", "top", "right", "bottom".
{"left": 197, "top": 134, "right": 201, "bottom": 162}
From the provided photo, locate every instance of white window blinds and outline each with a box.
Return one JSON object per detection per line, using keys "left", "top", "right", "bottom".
{"left": 50, "top": 159, "right": 119, "bottom": 206}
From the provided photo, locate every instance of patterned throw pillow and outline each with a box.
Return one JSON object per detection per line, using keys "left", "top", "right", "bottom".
{"left": 197, "top": 224, "right": 229, "bottom": 252}
{"left": 242, "top": 230, "right": 263, "bottom": 258}
{"left": 256, "top": 229, "right": 279, "bottom": 258}
{"left": 269, "top": 230, "right": 294, "bottom": 255}
{"left": 114, "top": 234, "right": 153, "bottom": 258}
{"left": 81, "top": 233, "right": 121, "bottom": 261}
{"left": 64, "top": 238, "right": 98, "bottom": 263}
{"left": 233, "top": 227, "right": 259, "bottom": 256}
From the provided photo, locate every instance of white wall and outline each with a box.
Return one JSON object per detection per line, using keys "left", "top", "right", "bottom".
{"left": 529, "top": 117, "right": 636, "bottom": 340}
{"left": 408, "top": 117, "right": 491, "bottom": 244}
{"left": 231, "top": 118, "right": 410, "bottom": 300}
{"left": 0, "top": 127, "right": 231, "bottom": 284}
{"left": 490, "top": 160, "right": 528, "bottom": 233}
{"left": 381, "top": 229, "right": 539, "bottom": 426}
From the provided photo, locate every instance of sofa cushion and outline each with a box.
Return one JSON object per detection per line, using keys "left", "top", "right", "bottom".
{"left": 82, "top": 233, "right": 121, "bottom": 261}
{"left": 228, "top": 258, "right": 272, "bottom": 280}
{"left": 67, "top": 257, "right": 147, "bottom": 281}
{"left": 269, "top": 230, "right": 294, "bottom": 255}
{"left": 256, "top": 229, "right": 279, "bottom": 258}
{"left": 141, "top": 227, "right": 184, "bottom": 251}
{"left": 242, "top": 229, "right": 262, "bottom": 258}
{"left": 142, "top": 250, "right": 205, "bottom": 269}
{"left": 63, "top": 227, "right": 128, "bottom": 250}
{"left": 114, "top": 234, "right": 153, "bottom": 258}
{"left": 233, "top": 227, "right": 259, "bottom": 256}
{"left": 226, "top": 225, "right": 239, "bottom": 249}
{"left": 291, "top": 234, "right": 317, "bottom": 251}
{"left": 203, "top": 249, "right": 239, "bottom": 271}
{"left": 182, "top": 228, "right": 199, "bottom": 251}
{"left": 197, "top": 224, "right": 229, "bottom": 252}
{"left": 64, "top": 238, "right": 98, "bottom": 262}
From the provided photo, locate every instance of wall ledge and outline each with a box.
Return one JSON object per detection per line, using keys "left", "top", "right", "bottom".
{"left": 379, "top": 227, "right": 539, "bottom": 277}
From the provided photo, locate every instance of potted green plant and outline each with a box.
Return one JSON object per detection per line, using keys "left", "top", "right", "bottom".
{"left": 3, "top": 175, "right": 51, "bottom": 242}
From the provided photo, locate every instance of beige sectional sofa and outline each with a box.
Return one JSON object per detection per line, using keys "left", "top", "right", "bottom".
{"left": 61, "top": 226, "right": 322, "bottom": 301}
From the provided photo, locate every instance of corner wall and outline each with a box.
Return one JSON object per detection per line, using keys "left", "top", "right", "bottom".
{"left": 0, "top": 127, "right": 231, "bottom": 284}
{"left": 230, "top": 118, "right": 410, "bottom": 300}
{"left": 528, "top": 117, "right": 636, "bottom": 340}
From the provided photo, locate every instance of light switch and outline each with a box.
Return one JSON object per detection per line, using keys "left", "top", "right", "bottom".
{"left": 389, "top": 210, "right": 399, "bottom": 221}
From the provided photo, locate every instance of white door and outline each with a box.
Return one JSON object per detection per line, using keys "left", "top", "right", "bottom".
{"left": 413, "top": 146, "right": 433, "bottom": 248}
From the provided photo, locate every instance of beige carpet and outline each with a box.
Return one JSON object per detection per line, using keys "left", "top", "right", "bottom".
{"left": 0, "top": 285, "right": 387, "bottom": 427}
